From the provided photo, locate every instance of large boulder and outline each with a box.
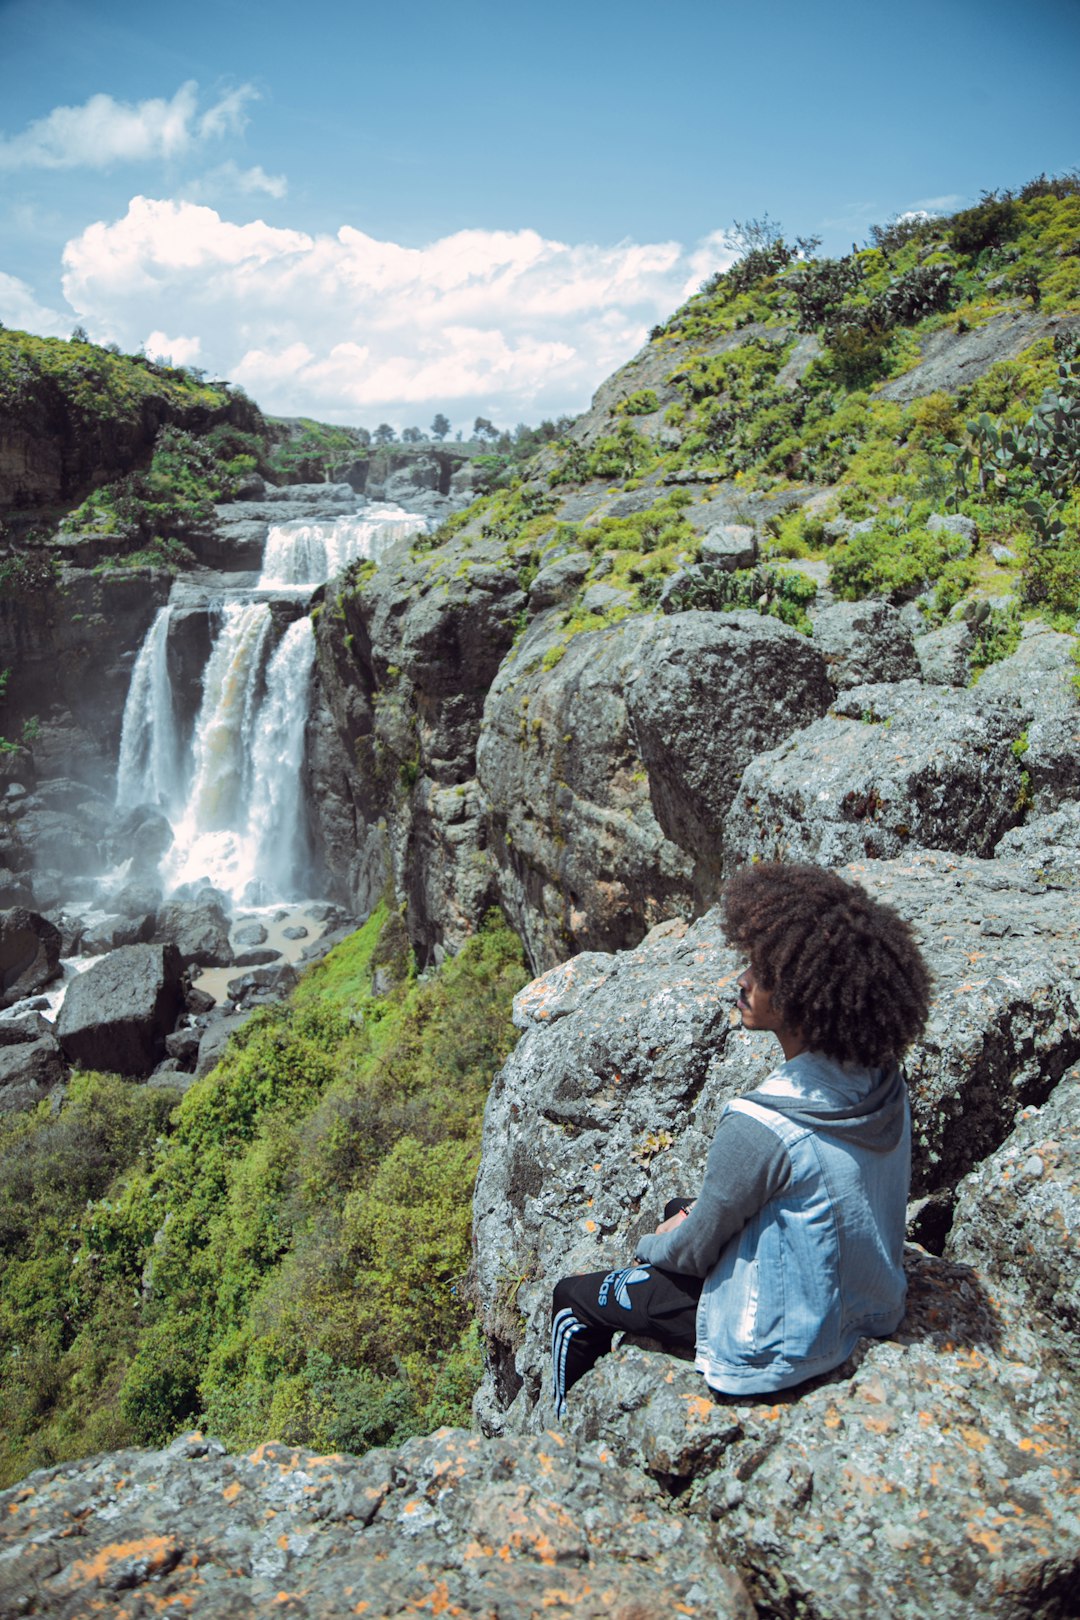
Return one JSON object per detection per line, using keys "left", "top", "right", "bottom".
{"left": 56, "top": 943, "right": 183, "bottom": 1075}
{"left": 0, "top": 907, "right": 62, "bottom": 1008}
{"left": 477, "top": 613, "right": 693, "bottom": 971}
{"left": 472, "top": 853, "right": 1080, "bottom": 1434}
{"left": 154, "top": 895, "right": 233, "bottom": 971}
{"left": 0, "top": 1430, "right": 756, "bottom": 1620}
{"left": 724, "top": 680, "right": 1028, "bottom": 867}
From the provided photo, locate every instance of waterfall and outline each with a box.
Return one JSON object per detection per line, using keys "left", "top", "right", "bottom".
{"left": 116, "top": 497, "right": 427, "bottom": 908}
{"left": 247, "top": 616, "right": 317, "bottom": 899}
{"left": 259, "top": 503, "right": 427, "bottom": 587}
{"left": 116, "top": 606, "right": 181, "bottom": 812}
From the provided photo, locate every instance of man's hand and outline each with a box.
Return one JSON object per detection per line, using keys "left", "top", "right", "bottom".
{"left": 654, "top": 1203, "right": 693, "bottom": 1235}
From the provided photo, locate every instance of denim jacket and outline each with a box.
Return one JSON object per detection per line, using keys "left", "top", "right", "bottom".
{"left": 694, "top": 1051, "right": 910, "bottom": 1394}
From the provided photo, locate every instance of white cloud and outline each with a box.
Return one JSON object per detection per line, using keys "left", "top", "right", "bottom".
{"left": 0, "top": 271, "right": 70, "bottom": 336}
{"left": 184, "top": 160, "right": 286, "bottom": 200}
{"left": 0, "top": 82, "right": 258, "bottom": 172}
{"left": 914, "top": 194, "right": 964, "bottom": 214}
{"left": 145, "top": 330, "right": 202, "bottom": 366}
{"left": 57, "top": 196, "right": 737, "bottom": 426}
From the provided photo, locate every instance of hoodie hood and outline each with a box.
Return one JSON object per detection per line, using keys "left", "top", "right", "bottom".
{"left": 744, "top": 1050, "right": 908, "bottom": 1153}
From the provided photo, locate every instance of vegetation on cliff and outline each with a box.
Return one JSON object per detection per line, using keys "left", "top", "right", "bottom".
{"left": 0, "top": 908, "right": 527, "bottom": 1487}
{"left": 381, "top": 179, "right": 1080, "bottom": 664}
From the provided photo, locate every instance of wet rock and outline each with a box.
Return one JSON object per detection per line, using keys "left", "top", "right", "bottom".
{"left": 947, "top": 1065, "right": 1080, "bottom": 1364}
{"left": 225, "top": 962, "right": 299, "bottom": 1009}
{"left": 563, "top": 1251, "right": 1080, "bottom": 1620}
{"left": 195, "top": 1009, "right": 254, "bottom": 1078}
{"left": 472, "top": 855, "right": 1080, "bottom": 1434}
{"left": 78, "top": 911, "right": 155, "bottom": 953}
{"left": 111, "top": 880, "right": 163, "bottom": 919}
{"left": 0, "top": 1013, "right": 66, "bottom": 1113}
{"left": 232, "top": 947, "right": 281, "bottom": 967}
{"left": 232, "top": 921, "right": 268, "bottom": 948}
{"left": 164, "top": 1023, "right": 203, "bottom": 1071}
{"left": 809, "top": 599, "right": 919, "bottom": 690}
{"left": 154, "top": 895, "right": 233, "bottom": 971}
{"left": 0, "top": 1429, "right": 755, "bottom": 1620}
{"left": 281, "top": 924, "right": 308, "bottom": 941}
{"left": 111, "top": 804, "right": 174, "bottom": 873}
{"left": 55, "top": 943, "right": 183, "bottom": 1075}
{"left": 724, "top": 680, "right": 1028, "bottom": 867}
{"left": 0, "top": 907, "right": 62, "bottom": 1009}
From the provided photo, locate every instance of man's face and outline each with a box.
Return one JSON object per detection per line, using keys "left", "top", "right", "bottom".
{"left": 736, "top": 965, "right": 786, "bottom": 1036}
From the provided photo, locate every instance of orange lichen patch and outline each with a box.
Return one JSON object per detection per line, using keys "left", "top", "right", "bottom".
{"left": 680, "top": 1395, "right": 715, "bottom": 1424}
{"left": 62, "top": 1536, "right": 180, "bottom": 1588}
{"left": 861, "top": 1413, "right": 895, "bottom": 1435}
{"left": 461, "top": 1540, "right": 494, "bottom": 1561}
{"left": 222, "top": 1482, "right": 242, "bottom": 1503}
{"left": 543, "top": 1430, "right": 566, "bottom": 1447}
{"left": 957, "top": 1425, "right": 990, "bottom": 1451}
{"left": 353, "top": 1605, "right": 370, "bottom": 1615}
{"left": 402, "top": 1500, "right": 423, "bottom": 1515}
{"left": 823, "top": 1404, "right": 843, "bottom": 1430}
{"left": 966, "top": 1524, "right": 1006, "bottom": 1559}
{"left": 842, "top": 1466, "right": 893, "bottom": 1498}
{"left": 1018, "top": 1437, "right": 1053, "bottom": 1457}
{"left": 277, "top": 1533, "right": 291, "bottom": 1550}
{"left": 411, "top": 1581, "right": 459, "bottom": 1614}
{"left": 918, "top": 1411, "right": 935, "bottom": 1428}
{"left": 583, "top": 1219, "right": 597, "bottom": 1233}
{"left": 754, "top": 1405, "right": 783, "bottom": 1422}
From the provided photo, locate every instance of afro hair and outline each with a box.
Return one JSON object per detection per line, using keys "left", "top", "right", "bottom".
{"left": 721, "top": 863, "right": 931, "bottom": 1068}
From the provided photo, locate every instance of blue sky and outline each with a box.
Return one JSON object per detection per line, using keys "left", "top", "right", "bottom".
{"left": 1, "top": 0, "right": 1077, "bottom": 430}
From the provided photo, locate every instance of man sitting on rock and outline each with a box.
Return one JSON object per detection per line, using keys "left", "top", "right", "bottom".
{"left": 551, "top": 862, "right": 931, "bottom": 1418}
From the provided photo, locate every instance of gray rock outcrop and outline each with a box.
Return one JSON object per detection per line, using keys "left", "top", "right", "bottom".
{"left": 724, "top": 681, "right": 1028, "bottom": 867}
{"left": 0, "top": 1011, "right": 66, "bottom": 1112}
{"left": 55, "top": 943, "right": 183, "bottom": 1074}
{"left": 0, "top": 1429, "right": 756, "bottom": 1619}
{"left": 810, "top": 599, "right": 919, "bottom": 690}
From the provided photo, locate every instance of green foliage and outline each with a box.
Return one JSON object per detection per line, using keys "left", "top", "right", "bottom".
{"left": 656, "top": 562, "right": 818, "bottom": 633}
{"left": 616, "top": 389, "right": 659, "bottom": 417}
{"left": 268, "top": 418, "right": 369, "bottom": 483}
{"left": 0, "top": 910, "right": 528, "bottom": 1485}
{"left": 828, "top": 516, "right": 975, "bottom": 608}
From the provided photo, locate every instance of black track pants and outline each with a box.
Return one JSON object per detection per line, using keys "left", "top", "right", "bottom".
{"left": 550, "top": 1206, "right": 703, "bottom": 1418}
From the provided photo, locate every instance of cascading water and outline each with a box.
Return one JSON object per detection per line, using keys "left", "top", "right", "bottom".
{"left": 114, "top": 498, "right": 427, "bottom": 908}
{"left": 259, "top": 504, "right": 424, "bottom": 588}
{"left": 115, "top": 605, "right": 182, "bottom": 813}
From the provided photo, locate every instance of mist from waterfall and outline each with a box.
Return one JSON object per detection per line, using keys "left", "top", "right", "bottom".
{"left": 115, "top": 500, "right": 426, "bottom": 906}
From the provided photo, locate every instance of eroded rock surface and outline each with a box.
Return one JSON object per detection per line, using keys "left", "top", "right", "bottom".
{"left": 0, "top": 1429, "right": 755, "bottom": 1620}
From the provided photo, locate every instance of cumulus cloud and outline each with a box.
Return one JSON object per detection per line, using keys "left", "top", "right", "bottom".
{"left": 145, "top": 330, "right": 203, "bottom": 366}
{"left": 0, "top": 271, "right": 71, "bottom": 336}
{"left": 58, "top": 196, "right": 737, "bottom": 425}
{"left": 0, "top": 82, "right": 258, "bottom": 171}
